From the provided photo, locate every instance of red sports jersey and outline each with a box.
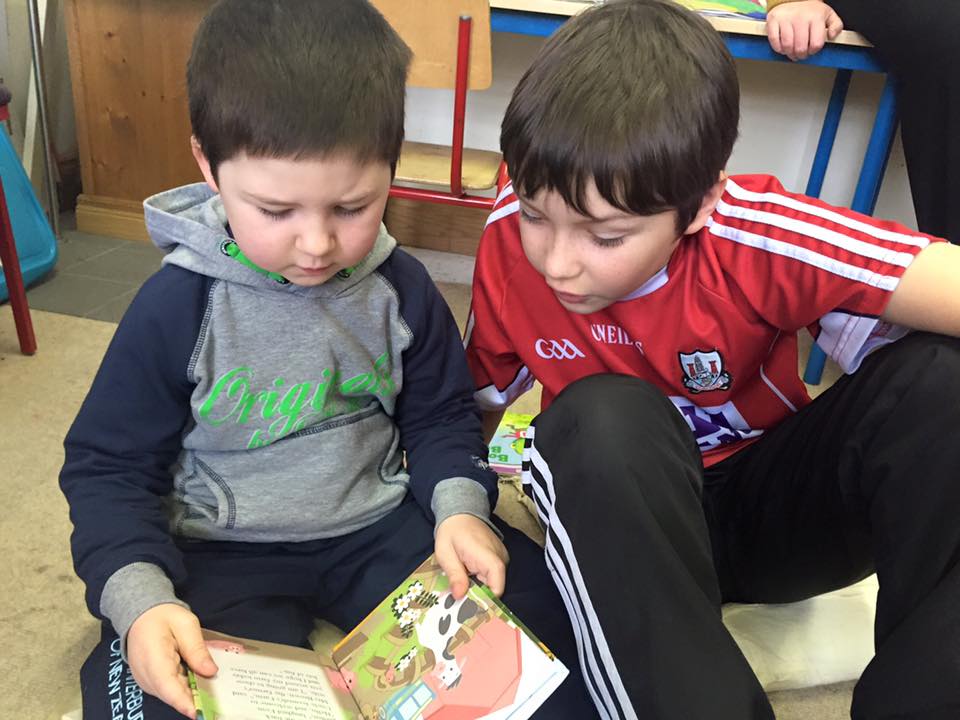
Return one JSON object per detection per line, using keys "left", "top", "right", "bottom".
{"left": 465, "top": 174, "right": 939, "bottom": 466}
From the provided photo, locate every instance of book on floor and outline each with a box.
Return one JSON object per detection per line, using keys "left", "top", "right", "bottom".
{"left": 488, "top": 412, "right": 534, "bottom": 475}
{"left": 189, "top": 554, "right": 568, "bottom": 720}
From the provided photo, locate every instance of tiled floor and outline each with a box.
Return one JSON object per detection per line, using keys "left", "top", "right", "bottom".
{"left": 25, "top": 215, "right": 166, "bottom": 323}
{"left": 22, "top": 215, "right": 475, "bottom": 323}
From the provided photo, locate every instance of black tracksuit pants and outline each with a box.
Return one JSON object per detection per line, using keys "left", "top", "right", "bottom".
{"left": 827, "top": 0, "right": 960, "bottom": 244}
{"left": 523, "top": 332, "right": 960, "bottom": 719}
{"left": 77, "top": 496, "right": 598, "bottom": 719}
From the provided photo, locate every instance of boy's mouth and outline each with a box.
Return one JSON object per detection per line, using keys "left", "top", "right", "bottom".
{"left": 297, "top": 265, "right": 333, "bottom": 275}
{"left": 553, "top": 290, "right": 590, "bottom": 305}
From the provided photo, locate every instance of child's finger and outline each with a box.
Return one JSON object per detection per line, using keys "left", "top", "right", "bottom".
{"left": 435, "top": 542, "right": 471, "bottom": 599}
{"left": 808, "top": 20, "right": 827, "bottom": 56}
{"left": 152, "top": 663, "right": 197, "bottom": 719}
{"left": 778, "top": 20, "right": 796, "bottom": 59}
{"left": 477, "top": 555, "right": 507, "bottom": 597}
{"left": 826, "top": 9, "right": 844, "bottom": 38}
{"left": 791, "top": 22, "right": 810, "bottom": 60}
{"left": 766, "top": 18, "right": 783, "bottom": 54}
{"left": 174, "top": 618, "right": 218, "bottom": 677}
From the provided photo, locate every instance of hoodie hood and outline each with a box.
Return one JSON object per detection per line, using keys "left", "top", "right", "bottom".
{"left": 143, "top": 183, "right": 396, "bottom": 298}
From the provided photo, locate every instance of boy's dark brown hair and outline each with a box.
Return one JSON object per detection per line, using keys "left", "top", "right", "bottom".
{"left": 501, "top": 0, "right": 740, "bottom": 231}
{"left": 188, "top": 0, "right": 412, "bottom": 179}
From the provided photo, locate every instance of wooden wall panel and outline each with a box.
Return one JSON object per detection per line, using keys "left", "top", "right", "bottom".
{"left": 63, "top": 0, "right": 490, "bottom": 253}
{"left": 384, "top": 197, "right": 488, "bottom": 256}
{"left": 65, "top": 0, "right": 211, "bottom": 207}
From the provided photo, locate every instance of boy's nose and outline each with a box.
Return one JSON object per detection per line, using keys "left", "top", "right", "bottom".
{"left": 296, "top": 229, "right": 336, "bottom": 258}
{"left": 542, "top": 236, "right": 580, "bottom": 280}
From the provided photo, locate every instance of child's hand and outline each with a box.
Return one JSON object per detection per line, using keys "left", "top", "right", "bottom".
{"left": 435, "top": 513, "right": 510, "bottom": 599}
{"left": 766, "top": 0, "right": 843, "bottom": 61}
{"left": 126, "top": 603, "right": 218, "bottom": 719}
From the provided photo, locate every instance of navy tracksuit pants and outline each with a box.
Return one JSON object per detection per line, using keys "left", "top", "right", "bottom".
{"left": 78, "top": 496, "right": 598, "bottom": 719}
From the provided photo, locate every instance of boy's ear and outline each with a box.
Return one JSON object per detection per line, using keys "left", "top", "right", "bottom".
{"left": 682, "top": 172, "right": 727, "bottom": 236}
{"left": 191, "top": 136, "right": 220, "bottom": 193}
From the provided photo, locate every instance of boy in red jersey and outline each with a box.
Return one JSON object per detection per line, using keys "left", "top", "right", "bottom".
{"left": 465, "top": 1, "right": 960, "bottom": 718}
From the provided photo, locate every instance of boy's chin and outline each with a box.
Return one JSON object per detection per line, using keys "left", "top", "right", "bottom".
{"left": 555, "top": 296, "right": 611, "bottom": 315}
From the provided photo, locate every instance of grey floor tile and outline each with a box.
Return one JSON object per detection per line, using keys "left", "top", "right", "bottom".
{"left": 56, "top": 232, "right": 128, "bottom": 270}
{"left": 67, "top": 245, "right": 164, "bottom": 286}
{"left": 84, "top": 288, "right": 139, "bottom": 323}
{"left": 58, "top": 211, "right": 78, "bottom": 232}
{"left": 26, "top": 271, "right": 138, "bottom": 317}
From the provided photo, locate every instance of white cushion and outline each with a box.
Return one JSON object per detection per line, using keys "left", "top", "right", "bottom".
{"left": 723, "top": 575, "right": 877, "bottom": 691}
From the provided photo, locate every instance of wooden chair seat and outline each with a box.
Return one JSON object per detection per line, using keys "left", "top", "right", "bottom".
{"left": 395, "top": 141, "right": 503, "bottom": 191}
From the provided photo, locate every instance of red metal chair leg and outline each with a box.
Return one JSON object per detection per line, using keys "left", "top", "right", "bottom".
{"left": 0, "top": 177, "right": 38, "bottom": 355}
{"left": 449, "top": 15, "right": 472, "bottom": 199}
{"left": 388, "top": 14, "right": 500, "bottom": 211}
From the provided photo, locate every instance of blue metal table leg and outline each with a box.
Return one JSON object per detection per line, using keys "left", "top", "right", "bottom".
{"left": 803, "top": 70, "right": 851, "bottom": 385}
{"left": 806, "top": 69, "right": 851, "bottom": 198}
{"left": 851, "top": 76, "right": 898, "bottom": 215}
{"left": 804, "top": 75, "right": 898, "bottom": 386}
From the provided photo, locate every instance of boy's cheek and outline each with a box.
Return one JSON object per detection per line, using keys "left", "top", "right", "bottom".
{"left": 518, "top": 236, "right": 546, "bottom": 275}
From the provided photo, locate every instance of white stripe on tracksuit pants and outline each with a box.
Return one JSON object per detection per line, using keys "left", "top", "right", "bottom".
{"left": 522, "top": 425, "right": 637, "bottom": 720}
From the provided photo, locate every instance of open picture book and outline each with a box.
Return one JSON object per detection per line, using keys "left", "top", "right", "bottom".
{"left": 189, "top": 554, "right": 568, "bottom": 720}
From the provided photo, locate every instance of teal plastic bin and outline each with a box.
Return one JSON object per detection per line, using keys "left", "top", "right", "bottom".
{"left": 0, "top": 128, "right": 57, "bottom": 302}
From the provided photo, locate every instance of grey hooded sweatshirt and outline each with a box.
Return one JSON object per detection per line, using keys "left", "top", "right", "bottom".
{"left": 60, "top": 184, "right": 498, "bottom": 646}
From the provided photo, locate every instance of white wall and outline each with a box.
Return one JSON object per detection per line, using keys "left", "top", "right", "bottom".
{"left": 1, "top": 0, "right": 77, "bottom": 205}
{"left": 405, "top": 31, "right": 917, "bottom": 229}
{"left": 0, "top": 13, "right": 918, "bottom": 230}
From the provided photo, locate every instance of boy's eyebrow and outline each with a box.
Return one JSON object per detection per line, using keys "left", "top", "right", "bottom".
{"left": 243, "top": 191, "right": 297, "bottom": 207}
{"left": 583, "top": 210, "right": 637, "bottom": 224}
{"left": 519, "top": 195, "right": 636, "bottom": 225}
{"left": 242, "top": 190, "right": 376, "bottom": 207}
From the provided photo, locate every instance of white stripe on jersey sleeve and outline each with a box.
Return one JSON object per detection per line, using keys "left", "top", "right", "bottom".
{"left": 473, "top": 365, "right": 535, "bottom": 411}
{"left": 723, "top": 178, "right": 931, "bottom": 249}
{"left": 714, "top": 199, "right": 918, "bottom": 268}
{"left": 707, "top": 219, "right": 902, "bottom": 291}
{"left": 817, "top": 312, "right": 911, "bottom": 373}
{"left": 485, "top": 200, "right": 520, "bottom": 227}
{"left": 494, "top": 182, "right": 514, "bottom": 207}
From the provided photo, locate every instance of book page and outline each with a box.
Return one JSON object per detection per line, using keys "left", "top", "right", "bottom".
{"left": 190, "top": 630, "right": 359, "bottom": 720}
{"left": 332, "top": 555, "right": 567, "bottom": 720}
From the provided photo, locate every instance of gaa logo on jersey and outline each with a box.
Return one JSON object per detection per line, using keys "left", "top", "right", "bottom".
{"left": 679, "top": 349, "right": 732, "bottom": 393}
{"left": 535, "top": 338, "right": 586, "bottom": 360}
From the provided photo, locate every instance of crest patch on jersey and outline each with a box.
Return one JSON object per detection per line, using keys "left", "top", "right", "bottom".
{"left": 679, "top": 349, "right": 732, "bottom": 393}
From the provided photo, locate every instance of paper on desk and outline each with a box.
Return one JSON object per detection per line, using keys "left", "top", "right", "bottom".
{"left": 569, "top": 0, "right": 766, "bottom": 20}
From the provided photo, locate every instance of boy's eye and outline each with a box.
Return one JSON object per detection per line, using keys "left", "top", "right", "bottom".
{"left": 591, "top": 234, "right": 625, "bottom": 248}
{"left": 335, "top": 205, "right": 366, "bottom": 218}
{"left": 258, "top": 207, "right": 292, "bottom": 221}
{"left": 519, "top": 207, "right": 544, "bottom": 224}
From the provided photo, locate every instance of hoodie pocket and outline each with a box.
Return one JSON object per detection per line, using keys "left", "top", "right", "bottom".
{"left": 175, "top": 405, "right": 407, "bottom": 540}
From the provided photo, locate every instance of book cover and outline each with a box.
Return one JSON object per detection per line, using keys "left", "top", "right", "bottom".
{"left": 190, "top": 555, "right": 567, "bottom": 719}
{"left": 487, "top": 413, "right": 534, "bottom": 475}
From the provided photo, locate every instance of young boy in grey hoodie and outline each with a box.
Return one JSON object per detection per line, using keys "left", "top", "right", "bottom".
{"left": 59, "top": 2, "right": 596, "bottom": 718}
